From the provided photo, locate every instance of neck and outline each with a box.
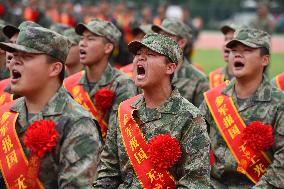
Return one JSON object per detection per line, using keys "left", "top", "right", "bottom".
{"left": 86, "top": 59, "right": 108, "bottom": 82}
{"left": 66, "top": 64, "right": 84, "bottom": 76}
{"left": 25, "top": 81, "right": 61, "bottom": 113}
{"left": 234, "top": 74, "right": 263, "bottom": 99}
{"left": 143, "top": 83, "right": 172, "bottom": 109}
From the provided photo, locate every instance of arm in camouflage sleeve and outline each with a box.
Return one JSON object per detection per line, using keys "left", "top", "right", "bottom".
{"left": 177, "top": 114, "right": 211, "bottom": 188}
{"left": 93, "top": 116, "right": 121, "bottom": 188}
{"left": 193, "top": 77, "right": 209, "bottom": 107}
{"left": 108, "top": 78, "right": 137, "bottom": 126}
{"left": 252, "top": 108, "right": 284, "bottom": 189}
{"left": 58, "top": 117, "right": 103, "bottom": 188}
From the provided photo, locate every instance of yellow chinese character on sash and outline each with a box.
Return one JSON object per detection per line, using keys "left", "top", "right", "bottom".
{"left": 1, "top": 112, "right": 11, "bottom": 125}
{"left": 74, "top": 96, "right": 82, "bottom": 104}
{"left": 250, "top": 155, "right": 260, "bottom": 167}
{"left": 15, "top": 174, "right": 27, "bottom": 189}
{"left": 6, "top": 150, "right": 18, "bottom": 169}
{"left": 0, "top": 94, "right": 5, "bottom": 105}
{"left": 153, "top": 183, "right": 163, "bottom": 189}
{"left": 146, "top": 169, "right": 157, "bottom": 183}
{"left": 223, "top": 114, "right": 235, "bottom": 128}
{"left": 253, "top": 163, "right": 266, "bottom": 177}
{"left": 218, "top": 104, "right": 228, "bottom": 116}
{"left": 134, "top": 148, "right": 147, "bottom": 164}
{"left": 82, "top": 103, "right": 90, "bottom": 111}
{"left": 228, "top": 124, "right": 240, "bottom": 139}
{"left": 125, "top": 127, "right": 132, "bottom": 138}
{"left": 215, "top": 96, "right": 224, "bottom": 107}
{"left": 146, "top": 169, "right": 164, "bottom": 183}
{"left": 129, "top": 137, "right": 139, "bottom": 151}
{"left": 0, "top": 124, "right": 8, "bottom": 137}
{"left": 72, "top": 86, "right": 80, "bottom": 96}
{"left": 2, "top": 135, "right": 13, "bottom": 154}
{"left": 124, "top": 114, "right": 129, "bottom": 125}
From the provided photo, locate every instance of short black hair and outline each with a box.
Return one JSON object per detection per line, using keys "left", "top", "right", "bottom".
{"left": 259, "top": 47, "right": 270, "bottom": 73}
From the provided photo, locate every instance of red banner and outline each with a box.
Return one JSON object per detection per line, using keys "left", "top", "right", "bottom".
{"left": 275, "top": 73, "right": 284, "bottom": 91}
{"left": 0, "top": 101, "right": 44, "bottom": 189}
{"left": 204, "top": 82, "right": 271, "bottom": 183}
{"left": 118, "top": 96, "right": 176, "bottom": 189}
{"left": 0, "top": 79, "right": 13, "bottom": 106}
{"left": 64, "top": 71, "right": 108, "bottom": 141}
{"left": 209, "top": 68, "right": 225, "bottom": 89}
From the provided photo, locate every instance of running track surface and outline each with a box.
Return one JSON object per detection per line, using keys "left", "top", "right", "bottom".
{"left": 195, "top": 31, "right": 284, "bottom": 53}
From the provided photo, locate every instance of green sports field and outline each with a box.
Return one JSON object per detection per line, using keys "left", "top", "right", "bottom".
{"left": 193, "top": 49, "right": 284, "bottom": 79}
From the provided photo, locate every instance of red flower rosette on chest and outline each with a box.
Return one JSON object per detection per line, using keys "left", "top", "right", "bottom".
{"left": 148, "top": 134, "right": 182, "bottom": 170}
{"left": 94, "top": 88, "right": 116, "bottom": 113}
{"left": 242, "top": 121, "right": 274, "bottom": 151}
{"left": 24, "top": 119, "right": 59, "bottom": 187}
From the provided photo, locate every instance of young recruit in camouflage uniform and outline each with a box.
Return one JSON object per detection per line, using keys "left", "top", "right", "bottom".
{"left": 64, "top": 19, "right": 136, "bottom": 134}
{"left": 152, "top": 18, "right": 209, "bottom": 107}
{"left": 0, "top": 26, "right": 102, "bottom": 188}
{"left": 200, "top": 28, "right": 284, "bottom": 188}
{"left": 94, "top": 33, "right": 211, "bottom": 188}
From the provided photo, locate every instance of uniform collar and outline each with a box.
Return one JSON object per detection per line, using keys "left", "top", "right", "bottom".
{"left": 78, "top": 64, "right": 116, "bottom": 87}
{"left": 10, "top": 87, "right": 67, "bottom": 116}
{"left": 130, "top": 88, "right": 181, "bottom": 114}
{"left": 222, "top": 76, "right": 272, "bottom": 111}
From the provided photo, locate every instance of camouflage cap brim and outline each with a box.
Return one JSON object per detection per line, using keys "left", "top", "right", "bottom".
{"left": 152, "top": 25, "right": 177, "bottom": 37}
{"left": 0, "top": 42, "right": 43, "bottom": 54}
{"left": 3, "top": 25, "right": 19, "bottom": 39}
{"left": 226, "top": 39, "right": 261, "bottom": 49}
{"left": 75, "top": 23, "right": 103, "bottom": 37}
{"left": 128, "top": 40, "right": 178, "bottom": 64}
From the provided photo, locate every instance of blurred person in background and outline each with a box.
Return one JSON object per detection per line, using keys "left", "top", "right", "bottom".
{"left": 120, "top": 24, "right": 153, "bottom": 79}
{"left": 271, "top": 72, "right": 284, "bottom": 91}
{"left": 250, "top": 1, "right": 276, "bottom": 34}
{"left": 209, "top": 23, "right": 237, "bottom": 89}
{"left": 63, "top": 28, "right": 83, "bottom": 77}
{"left": 64, "top": 19, "right": 136, "bottom": 142}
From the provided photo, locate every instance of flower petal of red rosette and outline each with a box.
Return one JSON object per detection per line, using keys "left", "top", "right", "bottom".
{"left": 94, "top": 88, "right": 116, "bottom": 113}
{"left": 148, "top": 134, "right": 182, "bottom": 170}
{"left": 24, "top": 119, "right": 59, "bottom": 187}
{"left": 242, "top": 121, "right": 274, "bottom": 151}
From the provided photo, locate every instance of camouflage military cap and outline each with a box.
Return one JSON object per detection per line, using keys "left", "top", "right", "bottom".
{"left": 0, "top": 20, "right": 7, "bottom": 42}
{"left": 3, "top": 21, "right": 41, "bottom": 39}
{"left": 75, "top": 19, "right": 121, "bottom": 45}
{"left": 152, "top": 18, "right": 192, "bottom": 42}
{"left": 128, "top": 33, "right": 183, "bottom": 65}
{"left": 50, "top": 23, "right": 70, "bottom": 35}
{"left": 132, "top": 24, "right": 153, "bottom": 36}
{"left": 63, "top": 28, "right": 80, "bottom": 45}
{"left": 0, "top": 26, "right": 71, "bottom": 63}
{"left": 226, "top": 27, "right": 271, "bottom": 53}
{"left": 220, "top": 23, "right": 238, "bottom": 34}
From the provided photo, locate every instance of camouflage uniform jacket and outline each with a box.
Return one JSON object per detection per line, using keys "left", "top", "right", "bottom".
{"left": 172, "top": 58, "right": 209, "bottom": 107}
{"left": 94, "top": 89, "right": 211, "bottom": 189}
{"left": 0, "top": 65, "right": 10, "bottom": 81}
{"left": 0, "top": 87, "right": 103, "bottom": 189}
{"left": 220, "top": 66, "right": 233, "bottom": 81}
{"left": 199, "top": 77, "right": 284, "bottom": 189}
{"left": 70, "top": 64, "right": 136, "bottom": 128}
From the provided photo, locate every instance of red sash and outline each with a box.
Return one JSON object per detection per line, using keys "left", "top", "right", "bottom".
{"left": 209, "top": 68, "right": 225, "bottom": 89}
{"left": 118, "top": 96, "right": 176, "bottom": 189}
{"left": 120, "top": 63, "right": 134, "bottom": 79}
{"left": 63, "top": 71, "right": 108, "bottom": 141}
{"left": 0, "top": 79, "right": 13, "bottom": 106}
{"left": 0, "top": 101, "right": 44, "bottom": 189}
{"left": 204, "top": 82, "right": 271, "bottom": 183}
{"left": 275, "top": 73, "right": 284, "bottom": 91}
